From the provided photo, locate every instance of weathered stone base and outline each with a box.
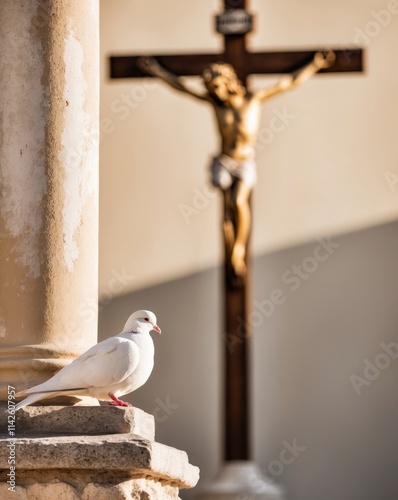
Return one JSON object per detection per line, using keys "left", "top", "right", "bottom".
{"left": 0, "top": 404, "right": 155, "bottom": 439}
{"left": 0, "top": 407, "right": 199, "bottom": 499}
{"left": 0, "top": 472, "right": 181, "bottom": 499}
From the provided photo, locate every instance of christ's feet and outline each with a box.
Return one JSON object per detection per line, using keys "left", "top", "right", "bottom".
{"left": 231, "top": 244, "right": 247, "bottom": 278}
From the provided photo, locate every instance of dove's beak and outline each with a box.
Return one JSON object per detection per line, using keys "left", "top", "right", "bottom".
{"left": 153, "top": 325, "right": 161, "bottom": 334}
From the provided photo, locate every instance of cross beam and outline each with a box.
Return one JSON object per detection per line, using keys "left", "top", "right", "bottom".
{"left": 111, "top": 49, "right": 363, "bottom": 81}
{"left": 109, "top": 0, "right": 364, "bottom": 462}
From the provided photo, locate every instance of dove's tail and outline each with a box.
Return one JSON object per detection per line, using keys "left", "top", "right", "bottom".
{"left": 14, "top": 392, "right": 50, "bottom": 412}
{"left": 15, "top": 386, "right": 89, "bottom": 411}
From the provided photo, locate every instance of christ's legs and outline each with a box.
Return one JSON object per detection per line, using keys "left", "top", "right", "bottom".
{"left": 223, "top": 190, "right": 235, "bottom": 257}
{"left": 231, "top": 180, "right": 251, "bottom": 277}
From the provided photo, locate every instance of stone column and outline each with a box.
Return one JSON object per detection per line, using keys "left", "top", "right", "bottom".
{"left": 0, "top": 0, "right": 99, "bottom": 398}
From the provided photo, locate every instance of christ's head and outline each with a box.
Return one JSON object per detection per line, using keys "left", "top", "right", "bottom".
{"left": 202, "top": 63, "right": 246, "bottom": 101}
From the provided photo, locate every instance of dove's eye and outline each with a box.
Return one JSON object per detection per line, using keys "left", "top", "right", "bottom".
{"left": 145, "top": 318, "right": 149, "bottom": 322}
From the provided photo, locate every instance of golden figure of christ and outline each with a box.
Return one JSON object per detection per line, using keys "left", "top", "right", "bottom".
{"left": 139, "top": 51, "right": 335, "bottom": 278}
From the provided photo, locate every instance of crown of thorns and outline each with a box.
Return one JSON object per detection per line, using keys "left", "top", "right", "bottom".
{"left": 202, "top": 62, "right": 237, "bottom": 81}
{"left": 202, "top": 63, "right": 245, "bottom": 94}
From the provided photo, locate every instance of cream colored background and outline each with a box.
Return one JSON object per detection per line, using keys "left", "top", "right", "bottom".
{"left": 100, "top": 0, "right": 398, "bottom": 295}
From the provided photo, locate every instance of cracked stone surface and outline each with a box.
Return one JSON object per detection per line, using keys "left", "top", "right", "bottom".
{"left": 0, "top": 404, "right": 155, "bottom": 440}
{"left": 0, "top": 477, "right": 183, "bottom": 499}
{"left": 0, "top": 433, "right": 199, "bottom": 490}
{"left": 0, "top": 405, "right": 199, "bottom": 498}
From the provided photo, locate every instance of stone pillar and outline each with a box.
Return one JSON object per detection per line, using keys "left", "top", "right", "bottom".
{"left": 0, "top": 0, "right": 99, "bottom": 398}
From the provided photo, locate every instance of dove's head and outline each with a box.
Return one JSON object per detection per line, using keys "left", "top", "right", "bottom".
{"left": 123, "top": 310, "right": 161, "bottom": 335}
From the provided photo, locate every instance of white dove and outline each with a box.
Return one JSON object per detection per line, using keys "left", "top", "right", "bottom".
{"left": 14, "top": 310, "right": 161, "bottom": 411}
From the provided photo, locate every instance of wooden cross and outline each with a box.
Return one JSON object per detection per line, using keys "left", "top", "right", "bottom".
{"left": 110, "top": 0, "right": 363, "bottom": 462}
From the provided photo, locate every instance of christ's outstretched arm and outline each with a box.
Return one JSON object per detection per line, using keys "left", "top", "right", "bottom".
{"left": 256, "top": 50, "right": 336, "bottom": 102}
{"left": 138, "top": 57, "right": 209, "bottom": 101}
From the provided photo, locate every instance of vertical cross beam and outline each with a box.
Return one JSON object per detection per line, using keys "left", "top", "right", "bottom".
{"left": 223, "top": 0, "right": 251, "bottom": 461}
{"left": 223, "top": 0, "right": 248, "bottom": 81}
{"left": 224, "top": 258, "right": 251, "bottom": 460}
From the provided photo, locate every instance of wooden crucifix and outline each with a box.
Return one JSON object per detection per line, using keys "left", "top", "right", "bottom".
{"left": 110, "top": 0, "right": 363, "bottom": 462}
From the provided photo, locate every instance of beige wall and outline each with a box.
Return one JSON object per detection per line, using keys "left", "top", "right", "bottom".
{"left": 100, "top": 0, "right": 398, "bottom": 295}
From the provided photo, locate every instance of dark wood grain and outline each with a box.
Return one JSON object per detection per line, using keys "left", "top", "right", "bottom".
{"left": 110, "top": 49, "right": 363, "bottom": 79}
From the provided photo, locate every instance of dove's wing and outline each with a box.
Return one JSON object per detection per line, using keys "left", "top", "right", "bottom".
{"left": 23, "top": 336, "right": 140, "bottom": 394}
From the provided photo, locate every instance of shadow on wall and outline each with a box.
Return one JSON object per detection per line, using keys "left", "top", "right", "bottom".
{"left": 99, "top": 219, "right": 398, "bottom": 500}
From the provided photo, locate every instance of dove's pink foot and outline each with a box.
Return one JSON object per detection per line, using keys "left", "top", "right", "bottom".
{"left": 108, "top": 393, "right": 132, "bottom": 407}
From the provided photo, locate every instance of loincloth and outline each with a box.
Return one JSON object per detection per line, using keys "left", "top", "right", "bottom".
{"left": 209, "top": 154, "right": 257, "bottom": 190}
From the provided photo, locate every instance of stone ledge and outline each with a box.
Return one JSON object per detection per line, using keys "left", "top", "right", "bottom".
{"left": 0, "top": 434, "right": 200, "bottom": 489}
{"left": 0, "top": 405, "right": 155, "bottom": 440}
{"left": 0, "top": 476, "right": 182, "bottom": 500}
